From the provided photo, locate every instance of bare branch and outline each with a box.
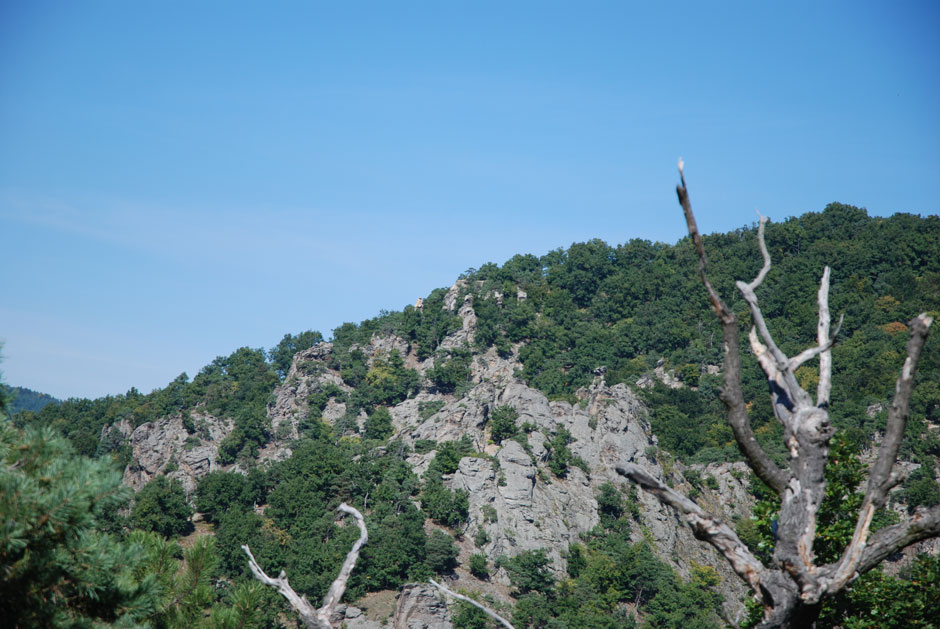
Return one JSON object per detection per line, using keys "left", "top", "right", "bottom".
{"left": 616, "top": 463, "right": 766, "bottom": 595}
{"left": 735, "top": 216, "right": 789, "bottom": 371}
{"left": 676, "top": 159, "right": 734, "bottom": 325}
{"left": 854, "top": 505, "right": 940, "bottom": 575}
{"left": 429, "top": 579, "right": 516, "bottom": 629}
{"left": 242, "top": 544, "right": 321, "bottom": 628}
{"left": 749, "top": 327, "right": 781, "bottom": 388}
{"left": 748, "top": 325, "right": 799, "bottom": 436}
{"left": 815, "top": 267, "right": 834, "bottom": 407}
{"left": 318, "top": 503, "right": 369, "bottom": 623}
{"left": 788, "top": 316, "right": 842, "bottom": 374}
{"left": 790, "top": 295, "right": 843, "bottom": 374}
{"left": 874, "top": 313, "right": 934, "bottom": 489}
{"left": 733, "top": 217, "right": 824, "bottom": 419}
{"left": 668, "top": 164, "right": 937, "bottom": 624}
{"left": 744, "top": 212, "right": 772, "bottom": 292}
{"left": 243, "top": 502, "right": 368, "bottom": 629}
{"left": 826, "top": 314, "right": 933, "bottom": 590}
{"left": 676, "top": 161, "right": 787, "bottom": 495}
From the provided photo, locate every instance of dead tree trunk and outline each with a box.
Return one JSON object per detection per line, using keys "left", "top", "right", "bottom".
{"left": 618, "top": 161, "right": 938, "bottom": 628}
{"left": 243, "top": 503, "right": 513, "bottom": 628}
{"left": 242, "top": 503, "right": 368, "bottom": 629}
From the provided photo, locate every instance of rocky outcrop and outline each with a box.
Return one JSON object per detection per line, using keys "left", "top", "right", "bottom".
{"left": 398, "top": 369, "right": 751, "bottom": 619}
{"left": 329, "top": 605, "right": 384, "bottom": 629}
{"left": 267, "top": 342, "right": 346, "bottom": 440}
{"left": 364, "top": 333, "right": 414, "bottom": 363}
{"left": 440, "top": 300, "right": 477, "bottom": 351}
{"left": 122, "top": 412, "right": 231, "bottom": 494}
{"left": 109, "top": 291, "right": 759, "bottom": 623}
{"left": 393, "top": 584, "right": 452, "bottom": 629}
{"left": 442, "top": 281, "right": 467, "bottom": 312}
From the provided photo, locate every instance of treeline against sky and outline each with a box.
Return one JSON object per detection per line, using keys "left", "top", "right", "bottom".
{"left": 9, "top": 202, "right": 940, "bottom": 627}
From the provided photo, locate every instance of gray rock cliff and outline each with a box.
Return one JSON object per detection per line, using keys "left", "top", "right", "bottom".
{"left": 113, "top": 296, "right": 761, "bottom": 625}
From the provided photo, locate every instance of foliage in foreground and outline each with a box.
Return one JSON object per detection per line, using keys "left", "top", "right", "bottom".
{"left": 0, "top": 421, "right": 159, "bottom": 627}
{"left": 0, "top": 416, "right": 284, "bottom": 628}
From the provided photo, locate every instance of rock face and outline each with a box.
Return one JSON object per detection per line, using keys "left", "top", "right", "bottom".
{"left": 112, "top": 293, "right": 761, "bottom": 625}
{"left": 430, "top": 382, "right": 654, "bottom": 574}
{"left": 439, "top": 294, "right": 477, "bottom": 350}
{"left": 393, "top": 584, "right": 453, "bottom": 629}
{"left": 121, "top": 412, "right": 232, "bottom": 494}
{"left": 267, "top": 342, "right": 348, "bottom": 446}
{"left": 398, "top": 375, "right": 752, "bottom": 620}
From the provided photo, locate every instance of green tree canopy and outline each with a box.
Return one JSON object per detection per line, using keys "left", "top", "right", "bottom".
{"left": 0, "top": 421, "right": 161, "bottom": 627}
{"left": 131, "top": 475, "right": 194, "bottom": 538}
{"left": 269, "top": 330, "right": 324, "bottom": 379}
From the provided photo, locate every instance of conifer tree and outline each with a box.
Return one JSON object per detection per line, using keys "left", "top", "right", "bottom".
{"left": 0, "top": 420, "right": 161, "bottom": 627}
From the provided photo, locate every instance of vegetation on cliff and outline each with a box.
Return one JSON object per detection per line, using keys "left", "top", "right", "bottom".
{"left": 7, "top": 202, "right": 940, "bottom": 627}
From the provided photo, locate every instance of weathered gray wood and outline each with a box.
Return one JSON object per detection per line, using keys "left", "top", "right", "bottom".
{"left": 623, "top": 160, "right": 936, "bottom": 628}
{"left": 430, "top": 578, "right": 516, "bottom": 629}
{"left": 243, "top": 502, "right": 368, "bottom": 629}
{"left": 675, "top": 162, "right": 788, "bottom": 497}
{"left": 825, "top": 313, "right": 933, "bottom": 592}
{"left": 616, "top": 463, "right": 765, "bottom": 594}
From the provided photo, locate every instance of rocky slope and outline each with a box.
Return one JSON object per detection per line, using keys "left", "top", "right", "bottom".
{"left": 117, "top": 282, "right": 758, "bottom": 624}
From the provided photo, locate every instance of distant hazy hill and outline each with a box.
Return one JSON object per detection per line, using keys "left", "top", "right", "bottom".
{"left": 5, "top": 386, "right": 60, "bottom": 416}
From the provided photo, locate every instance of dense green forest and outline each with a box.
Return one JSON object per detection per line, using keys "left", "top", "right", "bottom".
{"left": 21, "top": 204, "right": 940, "bottom": 468}
{"left": 1, "top": 385, "right": 59, "bottom": 415}
{"left": 5, "top": 203, "right": 940, "bottom": 628}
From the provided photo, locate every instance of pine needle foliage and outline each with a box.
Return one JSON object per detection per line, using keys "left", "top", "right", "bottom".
{"left": 0, "top": 420, "right": 160, "bottom": 627}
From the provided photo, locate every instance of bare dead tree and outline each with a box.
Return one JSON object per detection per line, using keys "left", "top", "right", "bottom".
{"left": 242, "top": 502, "right": 368, "bottom": 629}
{"left": 429, "top": 578, "right": 516, "bottom": 629}
{"left": 617, "top": 161, "right": 938, "bottom": 628}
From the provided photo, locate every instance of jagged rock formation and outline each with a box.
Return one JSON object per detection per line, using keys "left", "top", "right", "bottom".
{"left": 255, "top": 301, "right": 755, "bottom": 620}
{"left": 392, "top": 584, "right": 453, "bottom": 629}
{"left": 326, "top": 584, "right": 453, "bottom": 629}
{"left": 119, "top": 412, "right": 232, "bottom": 494}
{"left": 117, "top": 280, "right": 759, "bottom": 624}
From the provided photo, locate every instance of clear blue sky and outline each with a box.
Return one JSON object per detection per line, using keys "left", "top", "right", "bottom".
{"left": 1, "top": 1, "right": 938, "bottom": 400}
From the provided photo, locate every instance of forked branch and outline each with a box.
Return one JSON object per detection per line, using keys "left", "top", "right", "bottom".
{"left": 655, "top": 162, "right": 934, "bottom": 626}
{"left": 854, "top": 504, "right": 940, "bottom": 575}
{"left": 825, "top": 313, "right": 933, "bottom": 590}
{"left": 736, "top": 216, "right": 791, "bottom": 377}
{"left": 734, "top": 217, "right": 830, "bottom": 420}
{"left": 243, "top": 502, "right": 368, "bottom": 629}
{"left": 788, "top": 268, "right": 843, "bottom": 380}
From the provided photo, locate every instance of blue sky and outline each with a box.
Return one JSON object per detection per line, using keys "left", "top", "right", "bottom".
{"left": 1, "top": 1, "right": 938, "bottom": 400}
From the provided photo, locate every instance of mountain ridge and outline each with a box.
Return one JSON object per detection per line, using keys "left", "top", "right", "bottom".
{"left": 12, "top": 202, "right": 940, "bottom": 627}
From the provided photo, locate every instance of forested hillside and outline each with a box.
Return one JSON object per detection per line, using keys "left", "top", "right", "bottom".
{"left": 2, "top": 385, "right": 59, "bottom": 415}
{"left": 6, "top": 203, "right": 940, "bottom": 628}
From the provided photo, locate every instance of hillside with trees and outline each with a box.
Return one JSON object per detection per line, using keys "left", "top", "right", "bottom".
{"left": 2, "top": 385, "right": 59, "bottom": 415}
{"left": 6, "top": 202, "right": 940, "bottom": 628}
